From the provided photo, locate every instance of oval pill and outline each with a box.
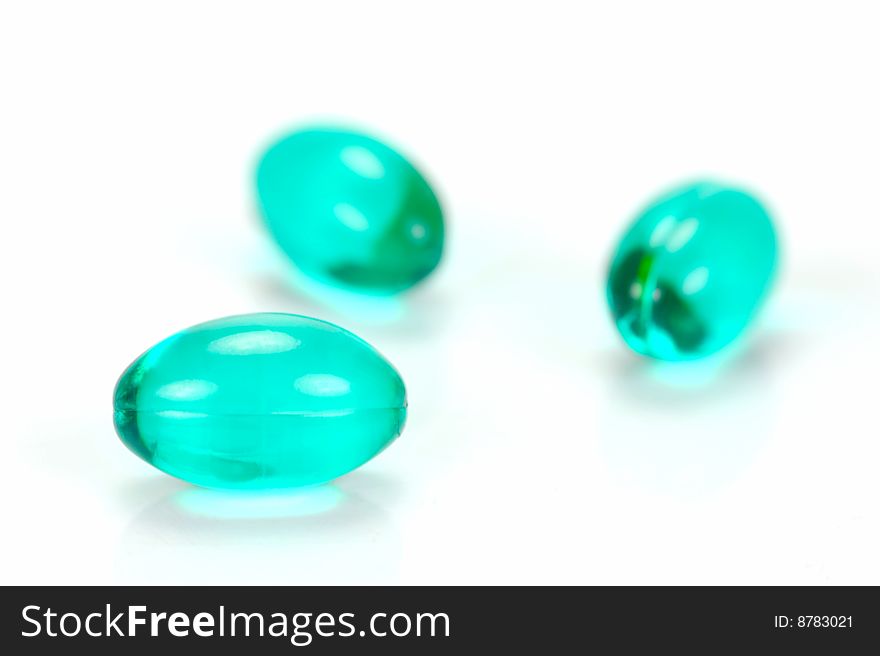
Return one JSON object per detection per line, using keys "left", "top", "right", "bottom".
{"left": 606, "top": 181, "right": 778, "bottom": 360}
{"left": 113, "top": 313, "right": 406, "bottom": 489}
{"left": 256, "top": 127, "right": 445, "bottom": 293}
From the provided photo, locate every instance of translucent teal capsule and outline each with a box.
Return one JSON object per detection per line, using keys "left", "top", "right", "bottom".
{"left": 606, "top": 181, "right": 778, "bottom": 360}
{"left": 256, "top": 127, "right": 445, "bottom": 294}
{"left": 113, "top": 313, "right": 406, "bottom": 489}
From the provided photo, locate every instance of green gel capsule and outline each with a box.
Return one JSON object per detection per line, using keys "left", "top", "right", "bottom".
{"left": 607, "top": 181, "right": 778, "bottom": 361}
{"left": 113, "top": 313, "right": 406, "bottom": 489}
{"left": 256, "top": 127, "right": 445, "bottom": 294}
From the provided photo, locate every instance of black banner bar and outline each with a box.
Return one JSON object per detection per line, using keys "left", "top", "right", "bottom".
{"left": 2, "top": 586, "right": 877, "bottom": 653}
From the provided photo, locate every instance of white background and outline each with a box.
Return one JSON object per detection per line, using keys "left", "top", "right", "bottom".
{"left": 2, "top": 1, "right": 879, "bottom": 585}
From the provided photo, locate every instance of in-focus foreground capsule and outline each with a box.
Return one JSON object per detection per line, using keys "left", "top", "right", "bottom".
{"left": 606, "top": 181, "right": 778, "bottom": 361}
{"left": 113, "top": 313, "right": 406, "bottom": 489}
{"left": 256, "top": 126, "right": 445, "bottom": 294}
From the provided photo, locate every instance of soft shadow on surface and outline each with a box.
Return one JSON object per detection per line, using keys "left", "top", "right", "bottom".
{"left": 595, "top": 330, "right": 802, "bottom": 498}
{"left": 250, "top": 269, "right": 451, "bottom": 341}
{"left": 114, "top": 471, "right": 402, "bottom": 584}
{"left": 594, "top": 329, "right": 803, "bottom": 408}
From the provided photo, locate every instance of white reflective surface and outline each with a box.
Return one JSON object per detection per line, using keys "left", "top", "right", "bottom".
{"left": 2, "top": 0, "right": 880, "bottom": 584}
